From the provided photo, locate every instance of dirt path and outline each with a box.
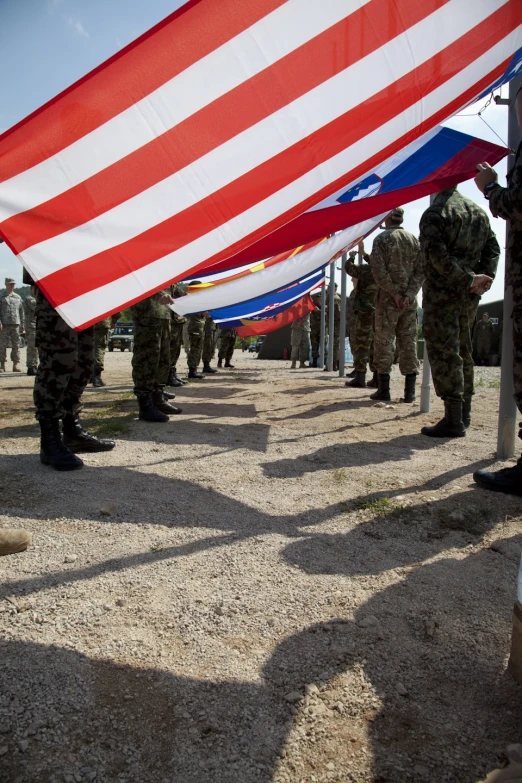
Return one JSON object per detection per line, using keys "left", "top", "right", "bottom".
{"left": 1, "top": 351, "right": 521, "bottom": 783}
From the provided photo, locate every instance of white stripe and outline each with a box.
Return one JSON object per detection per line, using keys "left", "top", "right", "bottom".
{"left": 212, "top": 280, "right": 321, "bottom": 323}
{"left": 22, "top": 0, "right": 501, "bottom": 278}
{"left": 55, "top": 26, "right": 520, "bottom": 329}
{"left": 0, "top": 0, "right": 369, "bottom": 223}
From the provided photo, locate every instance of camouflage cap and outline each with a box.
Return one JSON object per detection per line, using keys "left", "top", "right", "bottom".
{"left": 5, "top": 277, "right": 15, "bottom": 284}
{"left": 390, "top": 207, "right": 404, "bottom": 223}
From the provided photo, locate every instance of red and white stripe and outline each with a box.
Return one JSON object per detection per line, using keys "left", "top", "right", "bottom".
{"left": 0, "top": 0, "right": 520, "bottom": 329}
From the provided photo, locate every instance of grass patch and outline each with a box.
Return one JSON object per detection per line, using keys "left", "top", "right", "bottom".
{"left": 356, "top": 497, "right": 393, "bottom": 514}
{"left": 333, "top": 468, "right": 347, "bottom": 484}
{"left": 83, "top": 396, "right": 136, "bottom": 437}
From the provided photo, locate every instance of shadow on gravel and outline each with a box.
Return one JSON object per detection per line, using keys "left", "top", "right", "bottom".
{"left": 174, "top": 402, "right": 258, "bottom": 419}
{"left": 2, "top": 542, "right": 521, "bottom": 783}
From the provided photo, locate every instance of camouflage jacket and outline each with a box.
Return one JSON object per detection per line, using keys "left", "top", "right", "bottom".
{"left": 130, "top": 291, "right": 171, "bottom": 321}
{"left": 0, "top": 291, "right": 24, "bottom": 327}
{"left": 345, "top": 256, "right": 377, "bottom": 312}
{"left": 24, "top": 295, "right": 37, "bottom": 327}
{"left": 170, "top": 284, "right": 187, "bottom": 325}
{"left": 370, "top": 226, "right": 423, "bottom": 310}
{"left": 488, "top": 141, "right": 522, "bottom": 288}
{"left": 291, "top": 313, "right": 311, "bottom": 333}
{"left": 475, "top": 320, "right": 495, "bottom": 339}
{"left": 420, "top": 187, "right": 500, "bottom": 297}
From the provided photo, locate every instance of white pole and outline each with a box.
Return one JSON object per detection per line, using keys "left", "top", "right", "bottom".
{"left": 327, "top": 260, "right": 336, "bottom": 372}
{"left": 496, "top": 74, "right": 521, "bottom": 459}
{"left": 339, "top": 254, "right": 347, "bottom": 377}
{"left": 319, "top": 282, "right": 326, "bottom": 369}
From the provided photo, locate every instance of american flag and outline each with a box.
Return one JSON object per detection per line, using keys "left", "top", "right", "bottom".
{"left": 0, "top": 0, "right": 520, "bottom": 329}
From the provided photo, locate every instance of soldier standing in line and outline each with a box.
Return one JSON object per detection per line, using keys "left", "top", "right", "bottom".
{"left": 217, "top": 327, "right": 237, "bottom": 368}
{"left": 202, "top": 314, "right": 218, "bottom": 374}
{"left": 369, "top": 207, "right": 424, "bottom": 403}
{"left": 0, "top": 277, "right": 24, "bottom": 373}
{"left": 92, "top": 313, "right": 119, "bottom": 387}
{"left": 24, "top": 285, "right": 38, "bottom": 376}
{"left": 309, "top": 293, "right": 322, "bottom": 368}
{"left": 130, "top": 291, "right": 182, "bottom": 422}
{"left": 325, "top": 283, "right": 341, "bottom": 372}
{"left": 167, "top": 284, "right": 187, "bottom": 388}
{"left": 290, "top": 313, "right": 311, "bottom": 369}
{"left": 419, "top": 186, "right": 499, "bottom": 438}
{"left": 186, "top": 305, "right": 206, "bottom": 379}
{"left": 344, "top": 248, "right": 377, "bottom": 387}
{"left": 474, "top": 311, "right": 495, "bottom": 365}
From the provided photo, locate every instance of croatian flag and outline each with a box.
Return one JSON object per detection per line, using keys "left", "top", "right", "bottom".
{"left": 235, "top": 295, "right": 317, "bottom": 339}
{"left": 0, "top": 0, "right": 520, "bottom": 329}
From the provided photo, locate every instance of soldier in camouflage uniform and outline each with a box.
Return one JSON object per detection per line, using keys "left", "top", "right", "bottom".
{"left": 370, "top": 208, "right": 424, "bottom": 403}
{"left": 473, "top": 85, "right": 522, "bottom": 494}
{"left": 34, "top": 288, "right": 115, "bottom": 471}
{"left": 310, "top": 293, "right": 323, "bottom": 368}
{"left": 420, "top": 186, "right": 499, "bottom": 439}
{"left": 92, "top": 313, "right": 120, "bottom": 387}
{"left": 202, "top": 315, "right": 218, "bottom": 373}
{"left": 24, "top": 286, "right": 38, "bottom": 376}
{"left": 130, "top": 291, "right": 182, "bottom": 422}
{"left": 290, "top": 313, "right": 311, "bottom": 369}
{"left": 217, "top": 327, "right": 237, "bottom": 368}
{"left": 326, "top": 284, "right": 341, "bottom": 371}
{"left": 344, "top": 249, "right": 377, "bottom": 387}
{"left": 168, "top": 284, "right": 187, "bottom": 388}
{"left": 0, "top": 277, "right": 24, "bottom": 372}
{"left": 186, "top": 311, "right": 206, "bottom": 379}
{"left": 474, "top": 312, "right": 495, "bottom": 365}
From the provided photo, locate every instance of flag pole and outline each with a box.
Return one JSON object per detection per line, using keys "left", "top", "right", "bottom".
{"left": 496, "top": 73, "right": 521, "bottom": 460}
{"left": 319, "top": 281, "right": 327, "bottom": 369}
{"left": 327, "top": 260, "right": 336, "bottom": 372}
{"left": 339, "top": 253, "right": 348, "bottom": 377}
{"left": 420, "top": 194, "right": 435, "bottom": 413}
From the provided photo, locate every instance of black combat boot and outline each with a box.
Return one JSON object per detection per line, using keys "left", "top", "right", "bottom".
{"left": 370, "top": 373, "right": 391, "bottom": 401}
{"left": 473, "top": 456, "right": 522, "bottom": 495}
{"left": 138, "top": 396, "right": 169, "bottom": 422}
{"left": 63, "top": 412, "right": 116, "bottom": 453}
{"left": 203, "top": 363, "right": 218, "bottom": 374}
{"left": 188, "top": 368, "right": 205, "bottom": 379}
{"left": 333, "top": 360, "right": 339, "bottom": 372}
{"left": 225, "top": 362, "right": 235, "bottom": 368}
{"left": 366, "top": 371, "right": 378, "bottom": 389}
{"left": 152, "top": 390, "right": 182, "bottom": 415}
{"left": 421, "top": 401, "right": 466, "bottom": 438}
{"left": 299, "top": 361, "right": 308, "bottom": 368}
{"left": 345, "top": 371, "right": 366, "bottom": 388}
{"left": 311, "top": 357, "right": 318, "bottom": 368}
{"left": 400, "top": 373, "right": 417, "bottom": 403}
{"left": 167, "top": 368, "right": 184, "bottom": 388}
{"left": 462, "top": 398, "right": 471, "bottom": 428}
{"left": 27, "top": 367, "right": 36, "bottom": 377}
{"left": 346, "top": 368, "right": 357, "bottom": 378}
{"left": 163, "top": 390, "right": 176, "bottom": 400}
{"left": 40, "top": 419, "right": 84, "bottom": 471}
{"left": 217, "top": 358, "right": 223, "bottom": 368}
{"left": 92, "top": 370, "right": 106, "bottom": 388}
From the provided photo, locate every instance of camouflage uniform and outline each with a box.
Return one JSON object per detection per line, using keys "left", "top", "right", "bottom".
{"left": 488, "top": 142, "right": 522, "bottom": 413}
{"left": 33, "top": 289, "right": 94, "bottom": 420}
{"left": 170, "top": 285, "right": 186, "bottom": 372}
{"left": 420, "top": 187, "right": 500, "bottom": 404}
{"left": 130, "top": 292, "right": 171, "bottom": 399}
{"left": 346, "top": 289, "right": 356, "bottom": 356}
{"left": 326, "top": 292, "right": 341, "bottom": 361}
{"left": 345, "top": 255, "right": 376, "bottom": 373}
{"left": 290, "top": 313, "right": 311, "bottom": 363}
{"left": 93, "top": 317, "right": 112, "bottom": 373}
{"left": 24, "top": 294, "right": 38, "bottom": 371}
{"left": 202, "top": 315, "right": 217, "bottom": 366}
{"left": 474, "top": 318, "right": 495, "bottom": 363}
{"left": 217, "top": 327, "right": 237, "bottom": 364}
{"left": 0, "top": 289, "right": 24, "bottom": 365}
{"left": 371, "top": 226, "right": 423, "bottom": 375}
{"left": 310, "top": 297, "right": 323, "bottom": 361}
{"left": 186, "top": 313, "right": 206, "bottom": 371}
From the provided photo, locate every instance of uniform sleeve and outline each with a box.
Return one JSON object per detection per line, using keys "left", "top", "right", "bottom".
{"left": 405, "top": 245, "right": 425, "bottom": 301}
{"left": 477, "top": 227, "right": 500, "bottom": 279}
{"left": 19, "top": 298, "right": 25, "bottom": 328}
{"left": 488, "top": 151, "right": 522, "bottom": 222}
{"left": 419, "top": 209, "right": 474, "bottom": 291}
{"left": 345, "top": 259, "right": 361, "bottom": 278}
{"left": 369, "top": 235, "right": 400, "bottom": 298}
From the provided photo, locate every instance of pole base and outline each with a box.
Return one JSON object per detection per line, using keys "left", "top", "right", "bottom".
{"left": 508, "top": 601, "right": 522, "bottom": 685}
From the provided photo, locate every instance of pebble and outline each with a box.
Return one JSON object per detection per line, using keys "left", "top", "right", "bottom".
{"left": 115, "top": 599, "right": 127, "bottom": 607}
{"left": 285, "top": 691, "right": 303, "bottom": 704}
{"left": 396, "top": 682, "right": 408, "bottom": 697}
{"left": 414, "top": 764, "right": 430, "bottom": 776}
{"left": 100, "top": 503, "right": 117, "bottom": 517}
{"left": 326, "top": 762, "right": 335, "bottom": 771}
{"left": 64, "top": 555, "right": 78, "bottom": 564}
{"left": 507, "top": 744, "right": 522, "bottom": 764}
{"left": 0, "top": 746, "right": 8, "bottom": 756}
{"left": 19, "top": 739, "right": 29, "bottom": 752}
{"left": 358, "top": 615, "right": 379, "bottom": 629}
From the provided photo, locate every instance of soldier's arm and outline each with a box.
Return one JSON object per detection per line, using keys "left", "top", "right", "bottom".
{"left": 369, "top": 237, "right": 400, "bottom": 297}
{"left": 405, "top": 247, "right": 425, "bottom": 301}
{"left": 419, "top": 210, "right": 474, "bottom": 291}
{"left": 345, "top": 259, "right": 361, "bottom": 278}
{"left": 477, "top": 227, "right": 500, "bottom": 279}
{"left": 488, "top": 155, "right": 522, "bottom": 222}
{"left": 19, "top": 298, "right": 25, "bottom": 329}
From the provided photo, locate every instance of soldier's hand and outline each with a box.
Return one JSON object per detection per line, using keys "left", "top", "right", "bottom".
{"left": 470, "top": 274, "right": 493, "bottom": 295}
{"left": 358, "top": 241, "right": 365, "bottom": 254}
{"left": 159, "top": 294, "right": 174, "bottom": 305}
{"left": 474, "top": 162, "right": 498, "bottom": 193}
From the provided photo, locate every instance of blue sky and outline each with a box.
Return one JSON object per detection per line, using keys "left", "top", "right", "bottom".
{"left": 0, "top": 0, "right": 513, "bottom": 303}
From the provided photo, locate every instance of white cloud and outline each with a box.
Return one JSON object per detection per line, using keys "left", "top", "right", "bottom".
{"left": 67, "top": 16, "right": 89, "bottom": 38}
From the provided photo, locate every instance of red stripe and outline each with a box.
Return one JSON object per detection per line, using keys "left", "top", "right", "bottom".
{"left": 0, "top": 0, "right": 286, "bottom": 184}
{"left": 3, "top": 0, "right": 447, "bottom": 254}
{"left": 208, "top": 138, "right": 507, "bottom": 270}
{"left": 235, "top": 295, "right": 316, "bottom": 338}
{"left": 40, "top": 3, "right": 519, "bottom": 315}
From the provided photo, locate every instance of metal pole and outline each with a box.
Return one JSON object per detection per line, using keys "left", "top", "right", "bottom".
{"left": 420, "top": 195, "right": 435, "bottom": 413}
{"left": 497, "top": 74, "right": 521, "bottom": 459}
{"left": 339, "top": 253, "right": 347, "bottom": 377}
{"left": 327, "top": 260, "right": 336, "bottom": 372}
{"left": 319, "top": 283, "right": 326, "bottom": 369}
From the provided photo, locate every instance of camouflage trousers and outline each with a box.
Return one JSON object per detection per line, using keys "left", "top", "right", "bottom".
{"left": 186, "top": 316, "right": 205, "bottom": 370}
{"left": 475, "top": 337, "right": 491, "bottom": 362}
{"left": 0, "top": 324, "right": 21, "bottom": 365}
{"left": 310, "top": 323, "right": 321, "bottom": 359}
{"left": 217, "top": 329, "right": 236, "bottom": 363}
{"left": 182, "top": 322, "right": 190, "bottom": 355}
{"left": 373, "top": 304, "right": 419, "bottom": 375}
{"left": 25, "top": 324, "right": 38, "bottom": 370}
{"left": 202, "top": 318, "right": 217, "bottom": 365}
{"left": 352, "top": 310, "right": 375, "bottom": 373}
{"left": 33, "top": 291, "right": 94, "bottom": 420}
{"left": 93, "top": 325, "right": 110, "bottom": 372}
{"left": 132, "top": 318, "right": 170, "bottom": 398}
{"left": 423, "top": 290, "right": 479, "bottom": 403}
{"left": 170, "top": 320, "right": 184, "bottom": 369}
{"left": 290, "top": 330, "right": 310, "bottom": 363}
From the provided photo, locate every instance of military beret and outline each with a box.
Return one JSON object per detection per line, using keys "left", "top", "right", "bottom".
{"left": 5, "top": 277, "right": 15, "bottom": 284}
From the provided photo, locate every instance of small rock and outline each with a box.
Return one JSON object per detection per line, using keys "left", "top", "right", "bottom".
{"left": 64, "top": 555, "right": 77, "bottom": 564}
{"left": 214, "top": 605, "right": 225, "bottom": 616}
{"left": 424, "top": 619, "right": 438, "bottom": 638}
{"left": 334, "top": 702, "right": 345, "bottom": 713}
{"left": 396, "top": 682, "right": 408, "bottom": 697}
{"left": 385, "top": 404, "right": 396, "bottom": 410}
{"left": 358, "top": 615, "right": 379, "bottom": 629}
{"left": 0, "top": 746, "right": 8, "bottom": 756}
{"left": 414, "top": 764, "right": 430, "bottom": 776}
{"left": 326, "top": 762, "right": 335, "bottom": 771}
{"left": 115, "top": 599, "right": 127, "bottom": 607}
{"left": 284, "top": 691, "right": 303, "bottom": 704}
{"left": 19, "top": 739, "right": 29, "bottom": 752}
{"left": 507, "top": 744, "right": 522, "bottom": 764}
{"left": 373, "top": 402, "right": 386, "bottom": 408}
{"left": 305, "top": 684, "right": 320, "bottom": 696}
{"left": 100, "top": 503, "right": 117, "bottom": 517}
{"left": 0, "top": 724, "right": 10, "bottom": 734}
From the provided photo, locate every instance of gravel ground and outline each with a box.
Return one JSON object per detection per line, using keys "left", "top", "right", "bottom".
{"left": 0, "top": 350, "right": 521, "bottom": 783}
